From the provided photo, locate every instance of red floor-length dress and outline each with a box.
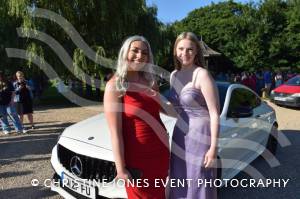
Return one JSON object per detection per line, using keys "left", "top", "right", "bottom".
{"left": 122, "top": 87, "right": 170, "bottom": 199}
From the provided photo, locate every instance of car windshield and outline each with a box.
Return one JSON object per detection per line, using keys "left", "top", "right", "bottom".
{"left": 159, "top": 82, "right": 229, "bottom": 114}
{"left": 285, "top": 75, "right": 300, "bottom": 86}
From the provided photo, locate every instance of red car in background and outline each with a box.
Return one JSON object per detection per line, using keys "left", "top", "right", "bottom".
{"left": 270, "top": 75, "right": 300, "bottom": 107}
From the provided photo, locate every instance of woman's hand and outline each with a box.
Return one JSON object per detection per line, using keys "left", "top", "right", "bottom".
{"left": 203, "top": 148, "right": 217, "bottom": 168}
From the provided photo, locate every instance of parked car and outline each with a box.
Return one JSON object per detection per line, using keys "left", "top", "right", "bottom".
{"left": 270, "top": 75, "right": 300, "bottom": 107}
{"left": 50, "top": 82, "right": 278, "bottom": 199}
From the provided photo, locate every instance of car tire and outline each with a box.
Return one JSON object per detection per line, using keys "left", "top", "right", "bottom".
{"left": 266, "top": 125, "right": 278, "bottom": 155}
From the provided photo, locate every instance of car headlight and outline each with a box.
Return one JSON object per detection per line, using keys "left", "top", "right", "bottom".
{"left": 291, "top": 93, "right": 300, "bottom": 97}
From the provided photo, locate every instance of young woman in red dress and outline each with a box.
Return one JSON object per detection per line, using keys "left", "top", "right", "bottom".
{"left": 104, "top": 36, "right": 170, "bottom": 199}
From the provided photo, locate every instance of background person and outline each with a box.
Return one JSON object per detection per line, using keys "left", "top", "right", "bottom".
{"left": 275, "top": 70, "right": 283, "bottom": 88}
{"left": 13, "top": 71, "right": 35, "bottom": 130}
{"left": 263, "top": 67, "right": 272, "bottom": 96}
{"left": 0, "top": 71, "right": 25, "bottom": 134}
{"left": 255, "top": 70, "right": 264, "bottom": 96}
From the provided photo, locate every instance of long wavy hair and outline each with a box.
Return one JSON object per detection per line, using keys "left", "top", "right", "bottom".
{"left": 173, "top": 32, "right": 205, "bottom": 70}
{"left": 115, "top": 35, "right": 155, "bottom": 94}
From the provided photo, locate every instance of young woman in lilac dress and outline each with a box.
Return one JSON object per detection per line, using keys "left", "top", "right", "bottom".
{"left": 168, "top": 32, "right": 220, "bottom": 199}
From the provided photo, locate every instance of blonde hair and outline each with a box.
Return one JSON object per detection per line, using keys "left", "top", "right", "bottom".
{"left": 115, "top": 35, "right": 155, "bottom": 94}
{"left": 16, "top": 71, "right": 25, "bottom": 79}
{"left": 173, "top": 32, "right": 205, "bottom": 70}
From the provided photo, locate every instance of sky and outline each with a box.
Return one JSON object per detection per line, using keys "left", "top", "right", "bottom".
{"left": 145, "top": 0, "right": 259, "bottom": 23}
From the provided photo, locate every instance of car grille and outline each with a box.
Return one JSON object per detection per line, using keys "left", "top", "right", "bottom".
{"left": 273, "top": 92, "right": 291, "bottom": 97}
{"left": 57, "top": 144, "right": 116, "bottom": 182}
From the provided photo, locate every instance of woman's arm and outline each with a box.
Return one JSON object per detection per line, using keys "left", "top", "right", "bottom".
{"left": 104, "top": 78, "right": 130, "bottom": 179}
{"left": 196, "top": 68, "right": 220, "bottom": 168}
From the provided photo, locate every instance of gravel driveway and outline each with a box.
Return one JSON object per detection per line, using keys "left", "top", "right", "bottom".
{"left": 0, "top": 105, "right": 101, "bottom": 199}
{"left": 0, "top": 102, "right": 299, "bottom": 199}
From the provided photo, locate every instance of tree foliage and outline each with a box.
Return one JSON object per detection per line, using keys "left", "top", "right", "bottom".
{"left": 1, "top": 0, "right": 171, "bottom": 80}
{"left": 1, "top": 0, "right": 299, "bottom": 80}
{"left": 172, "top": 0, "right": 300, "bottom": 71}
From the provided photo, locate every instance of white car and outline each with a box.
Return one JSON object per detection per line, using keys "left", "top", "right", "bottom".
{"left": 50, "top": 82, "right": 278, "bottom": 199}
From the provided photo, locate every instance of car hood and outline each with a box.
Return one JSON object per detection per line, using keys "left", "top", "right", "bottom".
{"left": 273, "top": 84, "right": 300, "bottom": 94}
{"left": 60, "top": 113, "right": 176, "bottom": 150}
{"left": 61, "top": 114, "right": 113, "bottom": 150}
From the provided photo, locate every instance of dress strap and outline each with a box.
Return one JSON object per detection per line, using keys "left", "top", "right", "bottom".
{"left": 170, "top": 70, "right": 178, "bottom": 86}
{"left": 170, "top": 70, "right": 180, "bottom": 93}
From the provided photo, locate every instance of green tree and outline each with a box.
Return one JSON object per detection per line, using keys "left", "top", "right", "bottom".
{"left": 171, "top": 0, "right": 300, "bottom": 72}
{"left": 3, "top": 0, "right": 173, "bottom": 91}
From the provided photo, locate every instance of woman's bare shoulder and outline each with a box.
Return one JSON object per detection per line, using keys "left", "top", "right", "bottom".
{"left": 195, "top": 67, "right": 209, "bottom": 77}
{"left": 105, "top": 76, "right": 121, "bottom": 96}
{"left": 106, "top": 76, "right": 117, "bottom": 88}
{"left": 194, "top": 67, "right": 214, "bottom": 88}
{"left": 195, "top": 67, "right": 211, "bottom": 80}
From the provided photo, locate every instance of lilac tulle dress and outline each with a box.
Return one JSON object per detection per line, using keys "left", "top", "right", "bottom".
{"left": 168, "top": 71, "right": 217, "bottom": 199}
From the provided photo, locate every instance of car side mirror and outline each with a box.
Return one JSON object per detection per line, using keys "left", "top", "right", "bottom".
{"left": 228, "top": 106, "right": 253, "bottom": 118}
